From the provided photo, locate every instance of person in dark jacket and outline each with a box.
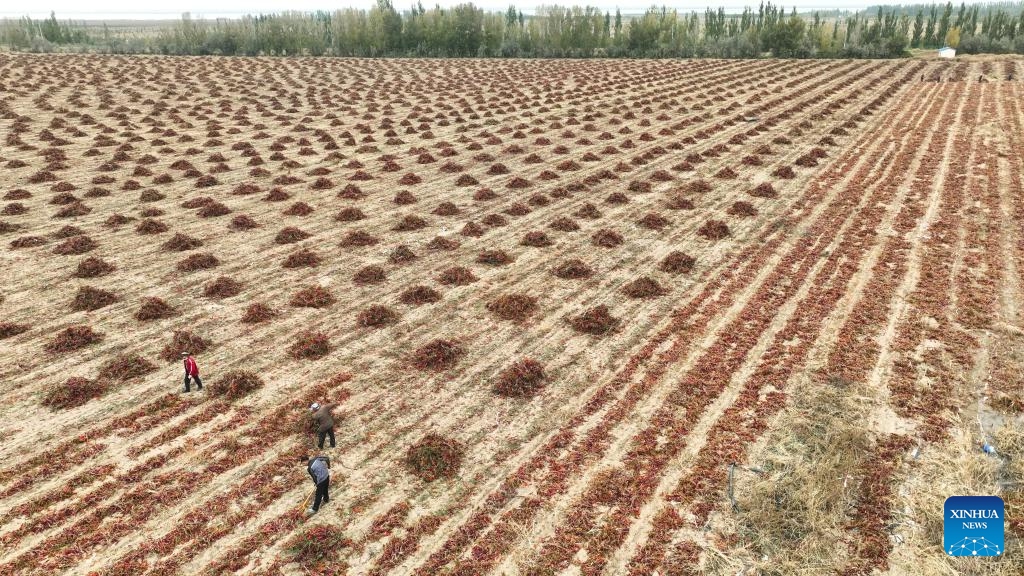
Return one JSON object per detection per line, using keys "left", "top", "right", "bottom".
{"left": 181, "top": 351, "right": 202, "bottom": 392}
{"left": 309, "top": 402, "right": 337, "bottom": 449}
{"left": 302, "top": 454, "right": 330, "bottom": 515}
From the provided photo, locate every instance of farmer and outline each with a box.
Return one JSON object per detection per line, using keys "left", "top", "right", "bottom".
{"left": 302, "top": 454, "right": 331, "bottom": 515}
{"left": 181, "top": 351, "right": 202, "bottom": 392}
{"left": 309, "top": 402, "right": 337, "bottom": 449}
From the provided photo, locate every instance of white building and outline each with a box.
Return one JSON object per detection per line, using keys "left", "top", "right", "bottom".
{"left": 938, "top": 47, "right": 956, "bottom": 59}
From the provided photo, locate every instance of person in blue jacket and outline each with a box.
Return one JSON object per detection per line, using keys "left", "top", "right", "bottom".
{"left": 301, "top": 454, "right": 330, "bottom": 515}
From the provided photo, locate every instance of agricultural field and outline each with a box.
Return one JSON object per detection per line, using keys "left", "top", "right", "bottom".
{"left": 1, "top": 53, "right": 1023, "bottom": 575}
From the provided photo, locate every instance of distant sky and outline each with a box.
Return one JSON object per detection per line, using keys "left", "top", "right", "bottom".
{"left": 1, "top": 1, "right": 880, "bottom": 20}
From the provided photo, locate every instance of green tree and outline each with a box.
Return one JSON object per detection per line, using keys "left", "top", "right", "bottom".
{"left": 373, "top": 0, "right": 403, "bottom": 52}
{"left": 925, "top": 4, "right": 937, "bottom": 46}
{"left": 911, "top": 9, "right": 924, "bottom": 47}
{"left": 937, "top": 2, "right": 953, "bottom": 47}
{"left": 945, "top": 26, "right": 960, "bottom": 48}
{"left": 40, "top": 11, "right": 62, "bottom": 43}
{"left": 505, "top": 4, "right": 517, "bottom": 27}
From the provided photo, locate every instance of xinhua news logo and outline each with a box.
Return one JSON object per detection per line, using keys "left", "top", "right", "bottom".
{"left": 944, "top": 496, "right": 1004, "bottom": 557}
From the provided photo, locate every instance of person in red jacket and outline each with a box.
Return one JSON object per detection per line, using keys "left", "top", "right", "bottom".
{"left": 181, "top": 351, "right": 203, "bottom": 392}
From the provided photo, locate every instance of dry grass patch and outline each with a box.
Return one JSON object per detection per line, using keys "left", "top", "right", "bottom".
{"left": 729, "top": 382, "right": 873, "bottom": 574}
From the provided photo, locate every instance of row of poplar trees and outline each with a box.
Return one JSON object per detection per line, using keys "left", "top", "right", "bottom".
{"left": 3, "top": 2, "right": 1020, "bottom": 58}
{"left": 897, "top": 2, "right": 1024, "bottom": 54}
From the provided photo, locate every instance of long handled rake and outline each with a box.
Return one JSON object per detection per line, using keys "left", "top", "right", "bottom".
{"left": 300, "top": 487, "right": 315, "bottom": 512}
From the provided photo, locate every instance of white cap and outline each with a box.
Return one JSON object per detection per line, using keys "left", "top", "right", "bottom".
{"left": 310, "top": 402, "right": 320, "bottom": 411}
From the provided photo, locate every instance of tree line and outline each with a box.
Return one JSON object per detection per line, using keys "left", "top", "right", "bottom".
{"left": 886, "top": 2, "right": 1024, "bottom": 53}
{"left": 5, "top": 2, "right": 1020, "bottom": 58}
